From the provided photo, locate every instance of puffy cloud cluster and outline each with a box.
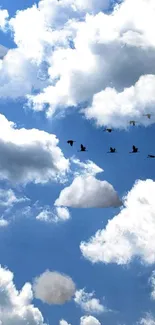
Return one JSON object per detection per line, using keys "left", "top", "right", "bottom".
{"left": 0, "top": 188, "right": 29, "bottom": 227}
{"left": 0, "top": 265, "right": 47, "bottom": 325}
{"left": 60, "top": 316, "right": 101, "bottom": 325}
{"left": 54, "top": 175, "right": 121, "bottom": 208}
{"left": 80, "top": 316, "right": 101, "bottom": 325}
{"left": 0, "top": 113, "right": 69, "bottom": 185}
{"left": 36, "top": 206, "right": 70, "bottom": 222}
{"left": 0, "top": 0, "right": 155, "bottom": 128}
{"left": 33, "top": 270, "right": 76, "bottom": 304}
{"left": 74, "top": 289, "right": 105, "bottom": 314}
{"left": 140, "top": 315, "right": 155, "bottom": 325}
{"left": 25, "top": 0, "right": 155, "bottom": 128}
{"left": 80, "top": 179, "right": 155, "bottom": 265}
{"left": 0, "top": 188, "right": 28, "bottom": 207}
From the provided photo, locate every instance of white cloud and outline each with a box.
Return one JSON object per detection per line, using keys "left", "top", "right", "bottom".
{"left": 0, "top": 265, "right": 47, "bottom": 325}
{"left": 36, "top": 206, "right": 70, "bottom": 223}
{"left": 74, "top": 289, "right": 106, "bottom": 314}
{"left": 149, "top": 271, "right": 155, "bottom": 300}
{"left": 0, "top": 9, "right": 9, "bottom": 30}
{"left": 0, "top": 44, "right": 9, "bottom": 59}
{"left": 33, "top": 270, "right": 76, "bottom": 304}
{"left": 60, "top": 320, "right": 71, "bottom": 325}
{"left": 0, "top": 47, "right": 49, "bottom": 99}
{"left": 55, "top": 206, "right": 70, "bottom": 220}
{"left": 0, "top": 188, "right": 27, "bottom": 207}
{"left": 0, "top": 113, "right": 69, "bottom": 185}
{"left": 139, "top": 315, "right": 155, "bottom": 325}
{"left": 84, "top": 74, "right": 155, "bottom": 129}
{"left": 71, "top": 158, "right": 103, "bottom": 177}
{"left": 0, "top": 218, "right": 9, "bottom": 227}
{"left": 55, "top": 175, "right": 121, "bottom": 208}
{"left": 59, "top": 316, "right": 101, "bottom": 325}
{"left": 80, "top": 315, "right": 101, "bottom": 325}
{"left": 80, "top": 179, "right": 155, "bottom": 265}
{"left": 1, "top": 0, "right": 155, "bottom": 129}
{"left": 26, "top": 0, "right": 155, "bottom": 128}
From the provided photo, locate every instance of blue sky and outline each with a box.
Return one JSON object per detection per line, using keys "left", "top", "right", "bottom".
{"left": 0, "top": 1, "right": 155, "bottom": 325}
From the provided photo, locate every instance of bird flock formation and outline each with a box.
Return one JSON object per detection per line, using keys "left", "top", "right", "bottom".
{"left": 67, "top": 114, "right": 155, "bottom": 158}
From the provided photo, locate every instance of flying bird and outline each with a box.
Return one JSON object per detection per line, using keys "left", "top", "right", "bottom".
{"left": 147, "top": 154, "right": 155, "bottom": 158}
{"left": 103, "top": 128, "right": 113, "bottom": 133}
{"left": 107, "top": 147, "right": 117, "bottom": 153}
{"left": 129, "top": 145, "right": 139, "bottom": 153}
{"left": 143, "top": 113, "right": 151, "bottom": 119}
{"left": 129, "top": 120, "right": 136, "bottom": 126}
{"left": 78, "top": 144, "right": 87, "bottom": 152}
{"left": 67, "top": 140, "right": 76, "bottom": 146}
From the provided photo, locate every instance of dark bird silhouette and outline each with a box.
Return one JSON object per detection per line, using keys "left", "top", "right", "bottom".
{"left": 103, "top": 128, "right": 113, "bottom": 133}
{"left": 147, "top": 154, "right": 155, "bottom": 158}
{"left": 129, "top": 120, "right": 136, "bottom": 126}
{"left": 143, "top": 113, "right": 151, "bottom": 119}
{"left": 78, "top": 144, "right": 87, "bottom": 152}
{"left": 67, "top": 140, "right": 76, "bottom": 146}
{"left": 107, "top": 147, "right": 117, "bottom": 153}
{"left": 129, "top": 145, "right": 139, "bottom": 153}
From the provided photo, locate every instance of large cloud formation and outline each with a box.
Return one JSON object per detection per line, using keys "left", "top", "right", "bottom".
{"left": 80, "top": 179, "right": 155, "bottom": 265}
{"left": 55, "top": 175, "right": 121, "bottom": 208}
{"left": 24, "top": 0, "right": 155, "bottom": 128}
{"left": 0, "top": 265, "right": 47, "bottom": 325}
{"left": 0, "top": 113, "right": 69, "bottom": 184}
{"left": 0, "top": 0, "right": 155, "bottom": 128}
{"left": 33, "top": 270, "right": 76, "bottom": 304}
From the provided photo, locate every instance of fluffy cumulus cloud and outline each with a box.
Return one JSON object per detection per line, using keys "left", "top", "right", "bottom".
{"left": 140, "top": 315, "right": 155, "bottom": 325}
{"left": 36, "top": 206, "right": 70, "bottom": 223}
{"left": 80, "top": 179, "right": 155, "bottom": 265}
{"left": 23, "top": 0, "right": 155, "bottom": 128}
{"left": 0, "top": 265, "right": 47, "bottom": 325}
{"left": 74, "top": 289, "right": 106, "bottom": 314}
{"left": 0, "top": 113, "right": 69, "bottom": 185}
{"left": 80, "top": 316, "right": 101, "bottom": 325}
{"left": 0, "top": 0, "right": 155, "bottom": 128}
{"left": 33, "top": 270, "right": 76, "bottom": 304}
{"left": 85, "top": 74, "right": 155, "bottom": 129}
{"left": 55, "top": 175, "right": 121, "bottom": 208}
{"left": 59, "top": 316, "right": 101, "bottom": 325}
